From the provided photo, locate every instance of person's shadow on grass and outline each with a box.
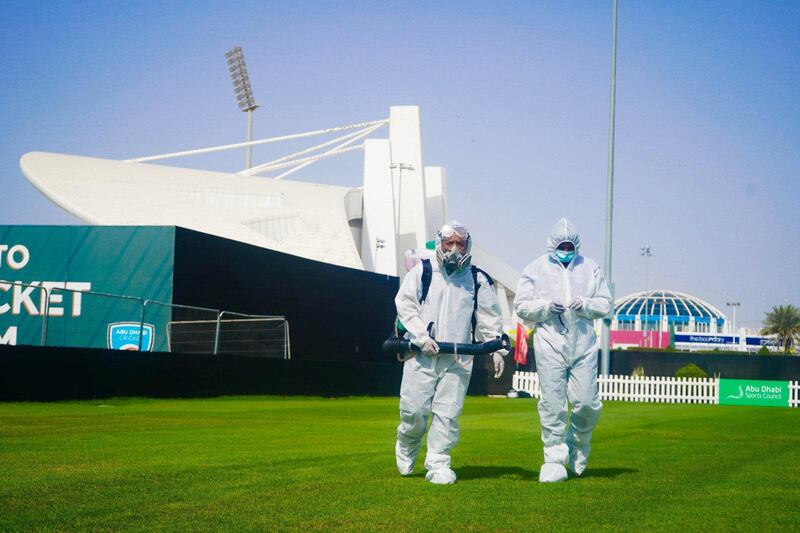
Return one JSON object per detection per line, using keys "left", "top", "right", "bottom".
{"left": 453, "top": 466, "right": 638, "bottom": 481}
{"left": 455, "top": 465, "right": 537, "bottom": 481}
{"left": 577, "top": 467, "right": 638, "bottom": 479}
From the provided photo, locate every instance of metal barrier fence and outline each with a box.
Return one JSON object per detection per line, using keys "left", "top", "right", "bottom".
{"left": 513, "top": 371, "right": 800, "bottom": 407}
{"left": 0, "top": 280, "right": 290, "bottom": 358}
{"left": 166, "top": 313, "right": 290, "bottom": 359}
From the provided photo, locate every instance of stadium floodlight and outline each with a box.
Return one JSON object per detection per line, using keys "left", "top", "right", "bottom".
{"left": 726, "top": 302, "right": 741, "bottom": 337}
{"left": 225, "top": 46, "right": 260, "bottom": 169}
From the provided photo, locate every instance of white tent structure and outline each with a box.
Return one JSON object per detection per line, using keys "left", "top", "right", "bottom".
{"left": 20, "top": 105, "right": 519, "bottom": 324}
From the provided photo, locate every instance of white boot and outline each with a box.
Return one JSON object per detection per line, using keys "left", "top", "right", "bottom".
{"left": 539, "top": 463, "right": 568, "bottom": 483}
{"left": 425, "top": 467, "right": 457, "bottom": 484}
{"left": 568, "top": 443, "right": 590, "bottom": 477}
{"left": 395, "top": 440, "right": 416, "bottom": 476}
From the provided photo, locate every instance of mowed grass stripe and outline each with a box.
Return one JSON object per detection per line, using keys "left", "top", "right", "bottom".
{"left": 1, "top": 397, "right": 798, "bottom": 531}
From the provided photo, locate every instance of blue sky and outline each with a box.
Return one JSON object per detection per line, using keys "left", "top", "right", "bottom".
{"left": 1, "top": 1, "right": 798, "bottom": 330}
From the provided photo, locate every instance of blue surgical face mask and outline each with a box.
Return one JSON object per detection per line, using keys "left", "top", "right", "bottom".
{"left": 555, "top": 249, "right": 575, "bottom": 263}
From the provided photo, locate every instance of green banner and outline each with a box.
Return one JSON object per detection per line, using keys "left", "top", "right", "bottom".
{"left": 718, "top": 379, "right": 790, "bottom": 407}
{"left": 0, "top": 226, "right": 174, "bottom": 351}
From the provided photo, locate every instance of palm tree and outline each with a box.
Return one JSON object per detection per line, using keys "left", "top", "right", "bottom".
{"left": 761, "top": 304, "right": 800, "bottom": 354}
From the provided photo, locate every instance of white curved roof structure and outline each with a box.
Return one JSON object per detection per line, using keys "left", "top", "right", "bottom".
{"left": 21, "top": 151, "right": 365, "bottom": 270}
{"left": 20, "top": 105, "right": 521, "bottom": 323}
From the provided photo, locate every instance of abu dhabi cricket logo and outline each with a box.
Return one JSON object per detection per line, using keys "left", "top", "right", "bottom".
{"left": 107, "top": 322, "right": 155, "bottom": 351}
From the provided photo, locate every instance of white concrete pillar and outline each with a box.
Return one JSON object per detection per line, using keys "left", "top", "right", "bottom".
{"left": 423, "top": 166, "right": 447, "bottom": 240}
{"left": 389, "top": 106, "right": 427, "bottom": 276}
{"left": 361, "top": 139, "right": 397, "bottom": 276}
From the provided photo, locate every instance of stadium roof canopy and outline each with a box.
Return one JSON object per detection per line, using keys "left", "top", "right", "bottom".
{"left": 19, "top": 106, "right": 522, "bottom": 326}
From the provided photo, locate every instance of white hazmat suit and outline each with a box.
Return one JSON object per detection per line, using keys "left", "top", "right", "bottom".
{"left": 395, "top": 222, "right": 505, "bottom": 484}
{"left": 514, "top": 218, "right": 612, "bottom": 482}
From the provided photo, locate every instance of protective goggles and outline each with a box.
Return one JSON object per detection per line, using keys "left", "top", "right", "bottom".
{"left": 438, "top": 223, "right": 469, "bottom": 239}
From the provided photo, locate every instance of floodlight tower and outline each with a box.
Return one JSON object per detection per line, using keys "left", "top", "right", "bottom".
{"left": 600, "top": 0, "right": 619, "bottom": 375}
{"left": 726, "top": 301, "right": 740, "bottom": 337}
{"left": 225, "top": 46, "right": 260, "bottom": 169}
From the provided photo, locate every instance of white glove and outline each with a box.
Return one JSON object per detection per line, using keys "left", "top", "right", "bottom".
{"left": 568, "top": 298, "right": 584, "bottom": 311}
{"left": 549, "top": 301, "right": 565, "bottom": 314}
{"left": 492, "top": 352, "right": 505, "bottom": 378}
{"left": 411, "top": 335, "right": 440, "bottom": 356}
{"left": 421, "top": 338, "right": 440, "bottom": 355}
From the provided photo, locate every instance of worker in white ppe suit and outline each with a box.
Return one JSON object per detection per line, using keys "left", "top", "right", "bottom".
{"left": 514, "top": 218, "right": 612, "bottom": 482}
{"left": 395, "top": 221, "right": 507, "bottom": 484}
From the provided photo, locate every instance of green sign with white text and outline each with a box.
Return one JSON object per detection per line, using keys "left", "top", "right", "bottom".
{"left": 0, "top": 225, "right": 174, "bottom": 351}
{"left": 718, "top": 379, "right": 789, "bottom": 407}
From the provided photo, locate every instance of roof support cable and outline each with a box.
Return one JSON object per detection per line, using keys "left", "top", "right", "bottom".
{"left": 242, "top": 122, "right": 386, "bottom": 178}
{"left": 244, "top": 144, "right": 365, "bottom": 174}
{"left": 269, "top": 123, "right": 384, "bottom": 180}
{"left": 239, "top": 124, "right": 382, "bottom": 176}
{"left": 124, "top": 119, "right": 388, "bottom": 163}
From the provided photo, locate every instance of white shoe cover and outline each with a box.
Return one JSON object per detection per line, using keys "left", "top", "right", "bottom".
{"left": 539, "top": 463, "right": 568, "bottom": 483}
{"left": 395, "top": 441, "right": 416, "bottom": 476}
{"left": 425, "top": 468, "right": 457, "bottom": 484}
{"left": 543, "top": 443, "right": 569, "bottom": 465}
{"left": 568, "top": 444, "right": 589, "bottom": 476}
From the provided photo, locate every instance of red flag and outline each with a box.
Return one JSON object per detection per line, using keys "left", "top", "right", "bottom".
{"left": 514, "top": 322, "right": 528, "bottom": 366}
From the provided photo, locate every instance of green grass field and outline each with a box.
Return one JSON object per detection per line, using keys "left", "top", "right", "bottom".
{"left": 2, "top": 396, "right": 799, "bottom": 532}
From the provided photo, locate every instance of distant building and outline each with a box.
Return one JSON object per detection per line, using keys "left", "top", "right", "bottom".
{"left": 609, "top": 290, "right": 775, "bottom": 352}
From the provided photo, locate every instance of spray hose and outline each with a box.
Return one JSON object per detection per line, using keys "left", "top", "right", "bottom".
{"left": 383, "top": 334, "right": 510, "bottom": 362}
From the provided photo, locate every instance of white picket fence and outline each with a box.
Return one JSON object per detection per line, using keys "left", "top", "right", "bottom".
{"left": 513, "top": 372, "right": 800, "bottom": 407}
